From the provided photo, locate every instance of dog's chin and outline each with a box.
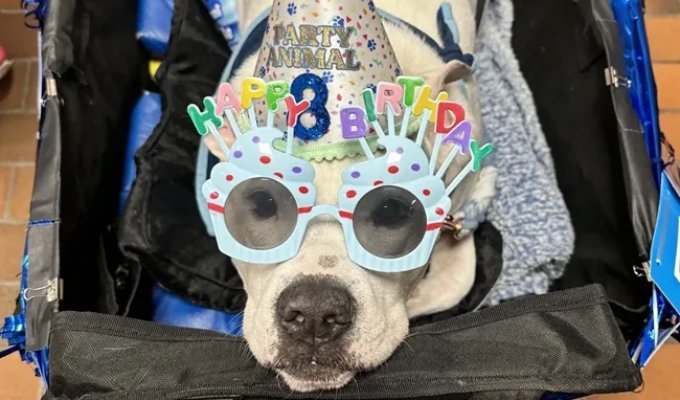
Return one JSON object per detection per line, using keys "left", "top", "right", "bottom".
{"left": 278, "top": 368, "right": 355, "bottom": 392}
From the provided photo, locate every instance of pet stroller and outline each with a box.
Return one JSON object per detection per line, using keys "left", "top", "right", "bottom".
{"left": 1, "top": 0, "right": 676, "bottom": 398}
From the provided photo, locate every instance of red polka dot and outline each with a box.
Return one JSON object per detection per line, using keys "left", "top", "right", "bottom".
{"left": 435, "top": 207, "right": 445, "bottom": 216}
{"left": 210, "top": 192, "right": 219, "bottom": 200}
{"left": 388, "top": 165, "right": 399, "bottom": 174}
{"left": 299, "top": 186, "right": 309, "bottom": 194}
{"left": 374, "top": 180, "right": 383, "bottom": 186}
{"left": 423, "top": 189, "right": 431, "bottom": 196}
{"left": 260, "top": 155, "right": 271, "bottom": 164}
{"left": 274, "top": 172, "right": 283, "bottom": 179}
{"left": 346, "top": 190, "right": 357, "bottom": 199}
{"left": 226, "top": 174, "right": 234, "bottom": 181}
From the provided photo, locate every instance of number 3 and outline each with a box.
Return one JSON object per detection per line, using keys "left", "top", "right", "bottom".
{"left": 290, "top": 73, "right": 331, "bottom": 140}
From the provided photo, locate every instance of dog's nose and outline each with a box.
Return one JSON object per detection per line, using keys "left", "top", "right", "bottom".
{"left": 276, "top": 277, "right": 355, "bottom": 346}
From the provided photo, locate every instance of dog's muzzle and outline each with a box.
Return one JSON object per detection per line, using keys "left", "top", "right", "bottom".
{"left": 276, "top": 276, "right": 356, "bottom": 346}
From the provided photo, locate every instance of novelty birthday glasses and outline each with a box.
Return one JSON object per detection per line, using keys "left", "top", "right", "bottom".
{"left": 188, "top": 74, "right": 493, "bottom": 272}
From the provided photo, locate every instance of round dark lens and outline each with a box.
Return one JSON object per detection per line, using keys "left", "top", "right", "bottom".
{"left": 372, "top": 198, "right": 412, "bottom": 227}
{"left": 353, "top": 186, "right": 427, "bottom": 259}
{"left": 224, "top": 178, "right": 298, "bottom": 250}
{"left": 249, "top": 190, "right": 278, "bottom": 219}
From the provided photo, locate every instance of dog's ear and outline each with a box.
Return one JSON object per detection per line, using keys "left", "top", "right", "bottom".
{"left": 422, "top": 60, "right": 472, "bottom": 95}
{"left": 406, "top": 167, "right": 497, "bottom": 319}
{"left": 420, "top": 59, "right": 483, "bottom": 213}
{"left": 401, "top": 3, "right": 491, "bottom": 318}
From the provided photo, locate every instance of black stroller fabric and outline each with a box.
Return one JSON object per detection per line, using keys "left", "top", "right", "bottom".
{"left": 43, "top": 285, "right": 640, "bottom": 400}
{"left": 23, "top": 0, "right": 144, "bottom": 350}
{"left": 511, "top": 0, "right": 655, "bottom": 340}
{"left": 118, "top": 0, "right": 245, "bottom": 313}
{"left": 48, "top": 0, "right": 143, "bottom": 313}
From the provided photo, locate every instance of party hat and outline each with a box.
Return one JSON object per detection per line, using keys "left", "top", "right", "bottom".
{"left": 251, "top": 0, "right": 402, "bottom": 160}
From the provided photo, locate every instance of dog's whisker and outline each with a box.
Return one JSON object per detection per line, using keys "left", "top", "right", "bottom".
{"left": 274, "top": 373, "right": 286, "bottom": 393}
{"left": 400, "top": 337, "right": 415, "bottom": 353}
{"left": 237, "top": 341, "right": 252, "bottom": 360}
{"left": 351, "top": 375, "right": 361, "bottom": 399}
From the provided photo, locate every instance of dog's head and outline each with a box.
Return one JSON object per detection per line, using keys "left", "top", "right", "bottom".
{"left": 201, "top": 0, "right": 489, "bottom": 392}
{"left": 228, "top": 154, "right": 429, "bottom": 391}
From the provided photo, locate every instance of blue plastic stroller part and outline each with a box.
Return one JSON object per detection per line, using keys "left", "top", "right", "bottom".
{"left": 136, "top": 0, "right": 174, "bottom": 56}
{"left": 610, "top": 0, "right": 662, "bottom": 187}
{"left": 650, "top": 173, "right": 680, "bottom": 321}
{"left": 632, "top": 173, "right": 680, "bottom": 368}
{"left": 152, "top": 284, "right": 243, "bottom": 336}
{"left": 119, "top": 92, "right": 162, "bottom": 213}
{"left": 137, "top": 0, "right": 240, "bottom": 56}
{"left": 1, "top": 256, "right": 50, "bottom": 383}
{"left": 202, "top": 0, "right": 241, "bottom": 47}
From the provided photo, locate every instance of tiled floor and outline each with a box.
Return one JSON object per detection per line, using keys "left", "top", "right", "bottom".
{"left": 0, "top": 1, "right": 679, "bottom": 399}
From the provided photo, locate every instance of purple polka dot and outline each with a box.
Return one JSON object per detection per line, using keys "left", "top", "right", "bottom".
{"left": 351, "top": 171, "right": 361, "bottom": 178}
{"left": 292, "top": 166, "right": 302, "bottom": 174}
{"left": 396, "top": 147, "right": 404, "bottom": 154}
{"left": 411, "top": 163, "right": 421, "bottom": 172}
{"left": 233, "top": 150, "right": 243, "bottom": 158}
{"left": 252, "top": 136, "right": 260, "bottom": 143}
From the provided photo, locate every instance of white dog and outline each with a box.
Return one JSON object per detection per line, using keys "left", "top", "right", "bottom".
{"left": 204, "top": 0, "right": 495, "bottom": 392}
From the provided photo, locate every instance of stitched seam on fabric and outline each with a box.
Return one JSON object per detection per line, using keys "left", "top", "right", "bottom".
{"left": 410, "top": 299, "right": 608, "bottom": 336}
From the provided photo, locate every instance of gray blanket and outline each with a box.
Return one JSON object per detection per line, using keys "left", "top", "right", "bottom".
{"left": 474, "top": 0, "right": 575, "bottom": 304}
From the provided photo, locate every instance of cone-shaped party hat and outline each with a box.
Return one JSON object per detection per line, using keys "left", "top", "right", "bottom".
{"left": 252, "top": 0, "right": 402, "bottom": 160}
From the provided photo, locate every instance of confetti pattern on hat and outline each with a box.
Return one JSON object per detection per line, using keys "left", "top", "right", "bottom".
{"left": 252, "top": 0, "right": 402, "bottom": 159}
{"left": 227, "top": 127, "right": 315, "bottom": 184}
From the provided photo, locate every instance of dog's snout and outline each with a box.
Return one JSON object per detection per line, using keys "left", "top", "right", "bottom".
{"left": 276, "top": 277, "right": 355, "bottom": 346}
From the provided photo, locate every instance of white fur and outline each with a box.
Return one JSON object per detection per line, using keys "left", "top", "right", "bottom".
{"left": 205, "top": 0, "right": 489, "bottom": 392}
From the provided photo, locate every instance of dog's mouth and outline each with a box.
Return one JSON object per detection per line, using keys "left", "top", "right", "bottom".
{"left": 277, "top": 366, "right": 355, "bottom": 392}
{"left": 272, "top": 354, "right": 356, "bottom": 391}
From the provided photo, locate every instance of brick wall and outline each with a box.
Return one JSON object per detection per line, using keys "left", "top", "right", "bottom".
{"left": 0, "top": 3, "right": 41, "bottom": 399}
{"left": 647, "top": 0, "right": 680, "bottom": 146}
